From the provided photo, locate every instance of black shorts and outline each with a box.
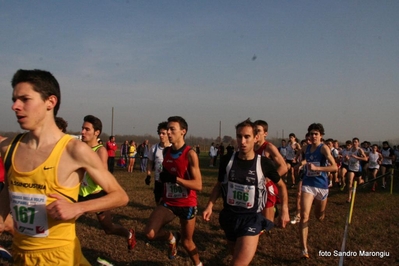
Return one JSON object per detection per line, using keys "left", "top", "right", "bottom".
{"left": 219, "top": 210, "right": 273, "bottom": 242}
{"left": 153, "top": 181, "right": 163, "bottom": 204}
{"left": 161, "top": 202, "right": 197, "bottom": 220}
{"left": 347, "top": 170, "right": 362, "bottom": 178}
{"left": 286, "top": 160, "right": 297, "bottom": 167}
{"left": 360, "top": 161, "right": 368, "bottom": 167}
{"left": 0, "top": 182, "right": 4, "bottom": 192}
{"left": 298, "top": 170, "right": 304, "bottom": 180}
{"left": 78, "top": 190, "right": 107, "bottom": 215}
{"left": 341, "top": 164, "right": 349, "bottom": 170}
{"left": 381, "top": 164, "right": 392, "bottom": 171}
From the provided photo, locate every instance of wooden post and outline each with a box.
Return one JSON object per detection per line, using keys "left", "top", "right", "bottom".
{"left": 390, "top": 168, "right": 394, "bottom": 195}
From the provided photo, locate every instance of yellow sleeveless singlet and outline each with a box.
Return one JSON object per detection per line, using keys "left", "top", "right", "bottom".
{"left": 6, "top": 134, "right": 90, "bottom": 265}
{"left": 79, "top": 144, "right": 103, "bottom": 197}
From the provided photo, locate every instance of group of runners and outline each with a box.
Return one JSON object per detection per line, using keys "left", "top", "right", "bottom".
{"left": 0, "top": 69, "right": 397, "bottom": 265}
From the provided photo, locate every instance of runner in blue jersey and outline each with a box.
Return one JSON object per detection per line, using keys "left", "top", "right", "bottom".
{"left": 297, "top": 123, "right": 337, "bottom": 259}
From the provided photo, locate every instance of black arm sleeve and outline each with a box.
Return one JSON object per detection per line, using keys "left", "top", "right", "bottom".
{"left": 218, "top": 153, "right": 231, "bottom": 182}
{"left": 261, "top": 156, "right": 281, "bottom": 184}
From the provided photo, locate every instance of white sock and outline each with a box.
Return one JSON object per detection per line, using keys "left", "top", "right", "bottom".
{"left": 196, "top": 262, "right": 203, "bottom": 266}
{"left": 169, "top": 235, "right": 176, "bottom": 244}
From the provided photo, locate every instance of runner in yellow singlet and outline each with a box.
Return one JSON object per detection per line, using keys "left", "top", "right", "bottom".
{"left": 0, "top": 69, "right": 128, "bottom": 265}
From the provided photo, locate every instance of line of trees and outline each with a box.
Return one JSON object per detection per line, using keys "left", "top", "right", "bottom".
{"left": 1, "top": 131, "right": 397, "bottom": 154}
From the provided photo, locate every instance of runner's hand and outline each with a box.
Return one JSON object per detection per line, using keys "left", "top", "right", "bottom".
{"left": 159, "top": 171, "right": 177, "bottom": 183}
{"left": 145, "top": 175, "right": 151, "bottom": 185}
{"left": 47, "top": 193, "right": 83, "bottom": 221}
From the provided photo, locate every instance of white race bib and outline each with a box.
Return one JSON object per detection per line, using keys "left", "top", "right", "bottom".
{"left": 307, "top": 161, "right": 321, "bottom": 177}
{"left": 226, "top": 181, "right": 255, "bottom": 209}
{"left": 165, "top": 183, "right": 188, "bottom": 199}
{"left": 10, "top": 191, "right": 49, "bottom": 237}
{"left": 369, "top": 160, "right": 378, "bottom": 168}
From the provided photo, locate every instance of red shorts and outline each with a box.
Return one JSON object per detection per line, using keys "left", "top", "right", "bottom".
{"left": 265, "top": 181, "right": 280, "bottom": 208}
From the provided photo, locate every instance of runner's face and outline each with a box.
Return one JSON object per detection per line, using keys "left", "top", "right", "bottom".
{"left": 81, "top": 122, "right": 98, "bottom": 143}
{"left": 167, "top": 122, "right": 185, "bottom": 144}
{"left": 158, "top": 129, "right": 168, "bottom": 143}
{"left": 237, "top": 125, "right": 257, "bottom": 155}
{"left": 334, "top": 142, "right": 339, "bottom": 149}
{"left": 383, "top": 143, "right": 388, "bottom": 149}
{"left": 12, "top": 82, "right": 53, "bottom": 131}
{"left": 256, "top": 126, "right": 265, "bottom": 143}
{"left": 309, "top": 131, "right": 322, "bottom": 144}
{"left": 346, "top": 144, "right": 352, "bottom": 150}
{"left": 352, "top": 139, "right": 359, "bottom": 148}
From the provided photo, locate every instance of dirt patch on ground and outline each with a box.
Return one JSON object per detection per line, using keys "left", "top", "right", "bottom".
{"left": 1, "top": 159, "right": 399, "bottom": 265}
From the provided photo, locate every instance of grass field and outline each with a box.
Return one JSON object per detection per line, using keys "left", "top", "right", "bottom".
{"left": 1, "top": 153, "right": 399, "bottom": 265}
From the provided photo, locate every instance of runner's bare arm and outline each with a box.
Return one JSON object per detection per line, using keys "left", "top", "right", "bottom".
{"left": 275, "top": 179, "right": 289, "bottom": 228}
{"left": 0, "top": 138, "right": 12, "bottom": 227}
{"left": 176, "top": 149, "right": 202, "bottom": 191}
{"left": 0, "top": 181, "right": 11, "bottom": 232}
{"left": 47, "top": 140, "right": 128, "bottom": 220}
{"left": 266, "top": 143, "right": 288, "bottom": 177}
{"left": 355, "top": 149, "right": 368, "bottom": 162}
{"left": 96, "top": 146, "right": 109, "bottom": 170}
{"left": 308, "top": 145, "right": 338, "bottom": 173}
{"left": 203, "top": 181, "right": 222, "bottom": 221}
{"left": 146, "top": 159, "right": 153, "bottom": 176}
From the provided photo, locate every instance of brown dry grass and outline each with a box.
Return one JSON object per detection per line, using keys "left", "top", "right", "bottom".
{"left": 1, "top": 154, "right": 399, "bottom": 265}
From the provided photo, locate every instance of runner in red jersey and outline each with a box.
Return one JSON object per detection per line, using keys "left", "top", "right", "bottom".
{"left": 254, "top": 120, "right": 289, "bottom": 228}
{"left": 144, "top": 116, "right": 202, "bottom": 266}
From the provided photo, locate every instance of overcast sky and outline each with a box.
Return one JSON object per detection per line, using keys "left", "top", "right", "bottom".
{"left": 1, "top": 1, "right": 398, "bottom": 143}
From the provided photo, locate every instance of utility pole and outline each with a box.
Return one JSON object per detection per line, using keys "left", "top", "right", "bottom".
{"left": 111, "top": 107, "right": 114, "bottom": 136}
{"left": 219, "top": 121, "right": 222, "bottom": 143}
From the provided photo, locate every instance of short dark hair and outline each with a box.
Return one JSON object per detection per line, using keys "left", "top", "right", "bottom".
{"left": 12, "top": 69, "right": 61, "bottom": 116}
{"left": 254, "top": 120, "right": 268, "bottom": 133}
{"left": 307, "top": 123, "right": 325, "bottom": 136}
{"left": 235, "top": 118, "right": 257, "bottom": 137}
{"left": 55, "top": 117, "right": 68, "bottom": 133}
{"left": 167, "top": 116, "right": 188, "bottom": 137}
{"left": 83, "top": 115, "right": 103, "bottom": 136}
{"left": 157, "top": 121, "right": 168, "bottom": 134}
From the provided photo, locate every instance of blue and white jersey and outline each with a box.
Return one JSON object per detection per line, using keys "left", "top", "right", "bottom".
{"left": 302, "top": 144, "right": 328, "bottom": 189}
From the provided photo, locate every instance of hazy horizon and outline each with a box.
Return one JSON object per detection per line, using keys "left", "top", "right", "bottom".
{"left": 1, "top": 1, "right": 398, "bottom": 142}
